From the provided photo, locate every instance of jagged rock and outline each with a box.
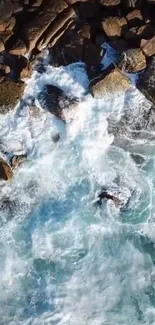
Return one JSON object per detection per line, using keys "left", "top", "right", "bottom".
{"left": 118, "top": 48, "right": 146, "bottom": 72}
{"left": 10, "top": 154, "right": 27, "bottom": 169}
{"left": 6, "top": 16, "right": 16, "bottom": 32}
{"left": 140, "top": 36, "right": 155, "bottom": 56}
{"left": 102, "top": 17, "right": 127, "bottom": 39}
{"left": 37, "top": 7, "right": 76, "bottom": 50}
{"left": 23, "top": 0, "right": 68, "bottom": 53}
{"left": 0, "top": 158, "right": 13, "bottom": 181}
{"left": 91, "top": 66, "right": 132, "bottom": 99}
{"left": 38, "top": 84, "right": 78, "bottom": 119}
{"left": 137, "top": 55, "right": 155, "bottom": 104}
{"left": 0, "top": 79, "right": 25, "bottom": 111}
{"left": 99, "top": 0, "right": 120, "bottom": 5}
{"left": 20, "top": 62, "right": 32, "bottom": 79}
{"left": 31, "top": 0, "right": 43, "bottom": 7}
{"left": 126, "top": 9, "right": 143, "bottom": 26}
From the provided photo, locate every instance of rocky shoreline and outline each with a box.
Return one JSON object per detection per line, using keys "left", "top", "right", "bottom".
{"left": 0, "top": 0, "right": 155, "bottom": 183}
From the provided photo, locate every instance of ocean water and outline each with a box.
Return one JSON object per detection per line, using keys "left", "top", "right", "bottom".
{"left": 0, "top": 53, "right": 155, "bottom": 325}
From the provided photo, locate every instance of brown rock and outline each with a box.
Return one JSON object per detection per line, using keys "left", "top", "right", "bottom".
{"left": 12, "top": 2, "right": 23, "bottom": 13}
{"left": 0, "top": 79, "right": 25, "bottom": 111}
{"left": 0, "top": 40, "right": 5, "bottom": 52}
{"left": 6, "top": 16, "right": 16, "bottom": 32}
{"left": 102, "top": 17, "right": 127, "bottom": 39}
{"left": 91, "top": 67, "right": 132, "bottom": 98}
{"left": 37, "top": 7, "right": 76, "bottom": 50}
{"left": 8, "top": 38, "right": 27, "bottom": 56}
{"left": 0, "top": 64, "right": 10, "bottom": 75}
{"left": 0, "top": 158, "right": 13, "bottom": 181}
{"left": 65, "top": 0, "right": 87, "bottom": 3}
{"left": 126, "top": 9, "right": 143, "bottom": 26}
{"left": 31, "top": 0, "right": 43, "bottom": 7}
{"left": 10, "top": 154, "right": 27, "bottom": 169}
{"left": 140, "top": 36, "right": 155, "bottom": 56}
{"left": 118, "top": 48, "right": 146, "bottom": 72}
{"left": 24, "top": 0, "right": 68, "bottom": 53}
{"left": 99, "top": 0, "right": 120, "bottom": 5}
{"left": 20, "top": 62, "right": 32, "bottom": 79}
{"left": 137, "top": 24, "right": 154, "bottom": 39}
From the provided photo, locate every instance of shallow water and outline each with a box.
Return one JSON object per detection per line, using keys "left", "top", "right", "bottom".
{"left": 1, "top": 58, "right": 155, "bottom": 325}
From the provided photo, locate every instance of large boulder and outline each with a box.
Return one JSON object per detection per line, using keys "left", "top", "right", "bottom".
{"left": 118, "top": 48, "right": 146, "bottom": 72}
{"left": 91, "top": 66, "right": 132, "bottom": 99}
{"left": 0, "top": 158, "right": 13, "bottom": 181}
{"left": 0, "top": 79, "right": 25, "bottom": 112}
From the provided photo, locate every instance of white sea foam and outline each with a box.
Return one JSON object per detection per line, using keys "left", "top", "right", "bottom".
{"left": 0, "top": 59, "right": 155, "bottom": 325}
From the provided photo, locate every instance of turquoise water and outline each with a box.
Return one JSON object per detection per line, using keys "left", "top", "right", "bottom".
{"left": 0, "top": 61, "right": 155, "bottom": 325}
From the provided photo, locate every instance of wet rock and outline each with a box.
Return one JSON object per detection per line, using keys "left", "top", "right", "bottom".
{"left": 52, "top": 133, "right": 60, "bottom": 143}
{"left": 38, "top": 84, "right": 79, "bottom": 119}
{"left": 0, "top": 158, "right": 13, "bottom": 181}
{"left": 96, "top": 185, "right": 131, "bottom": 209}
{"left": 0, "top": 79, "right": 25, "bottom": 111}
{"left": 137, "top": 55, "right": 155, "bottom": 104}
{"left": 0, "top": 63, "right": 11, "bottom": 75}
{"left": 91, "top": 66, "right": 132, "bottom": 99}
{"left": 140, "top": 36, "right": 155, "bottom": 56}
{"left": 118, "top": 48, "right": 146, "bottom": 72}
{"left": 102, "top": 16, "right": 128, "bottom": 39}
{"left": 10, "top": 154, "right": 27, "bottom": 169}
{"left": 20, "top": 61, "right": 32, "bottom": 79}
{"left": 0, "top": 1, "right": 13, "bottom": 24}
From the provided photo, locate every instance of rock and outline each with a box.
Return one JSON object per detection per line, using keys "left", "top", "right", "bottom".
{"left": 37, "top": 7, "right": 76, "bottom": 50}
{"left": 31, "top": 0, "right": 43, "bottom": 7}
{"left": 8, "top": 38, "right": 27, "bottom": 56}
{"left": 137, "top": 55, "right": 155, "bottom": 104}
{"left": 109, "top": 39, "right": 129, "bottom": 51}
{"left": 118, "top": 48, "right": 146, "bottom": 72}
{"left": 99, "top": 0, "right": 120, "bottom": 5}
{"left": 83, "top": 43, "right": 104, "bottom": 65}
{"left": 38, "top": 84, "right": 78, "bottom": 119}
{"left": 65, "top": 0, "right": 87, "bottom": 3}
{"left": 91, "top": 66, "right": 132, "bottom": 99}
{"left": 6, "top": 16, "right": 16, "bottom": 32}
{"left": 23, "top": 0, "right": 68, "bottom": 53}
{"left": 140, "top": 36, "right": 155, "bottom": 56}
{"left": 97, "top": 190, "right": 123, "bottom": 207}
{"left": 0, "top": 158, "right": 13, "bottom": 181}
{"left": 12, "top": 2, "right": 23, "bottom": 13}
{"left": 95, "top": 32, "right": 107, "bottom": 46}
{"left": 20, "top": 62, "right": 32, "bottom": 79}
{"left": 0, "top": 64, "right": 11, "bottom": 75}
{"left": 126, "top": 9, "right": 143, "bottom": 27}
{"left": 0, "top": 1, "right": 13, "bottom": 23}
{"left": 52, "top": 134, "right": 60, "bottom": 143}
{"left": 102, "top": 17, "right": 127, "bottom": 39}
{"left": 10, "top": 154, "right": 27, "bottom": 169}
{"left": 0, "top": 79, "right": 25, "bottom": 111}
{"left": 0, "top": 40, "right": 5, "bottom": 52}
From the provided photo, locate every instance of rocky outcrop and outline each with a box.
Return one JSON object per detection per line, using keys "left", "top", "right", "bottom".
{"left": 0, "top": 158, "right": 13, "bottom": 181}
{"left": 10, "top": 154, "right": 27, "bottom": 169}
{"left": 140, "top": 36, "right": 155, "bottom": 56}
{"left": 102, "top": 17, "right": 127, "bottom": 39}
{"left": 91, "top": 66, "right": 132, "bottom": 99}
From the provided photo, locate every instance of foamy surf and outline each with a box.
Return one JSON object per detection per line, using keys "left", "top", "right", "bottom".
{"left": 0, "top": 59, "right": 155, "bottom": 325}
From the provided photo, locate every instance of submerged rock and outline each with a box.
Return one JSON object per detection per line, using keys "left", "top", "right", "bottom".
{"left": 0, "top": 158, "right": 13, "bottom": 181}
{"left": 10, "top": 154, "right": 27, "bottom": 169}
{"left": 96, "top": 185, "right": 132, "bottom": 209}
{"left": 38, "top": 84, "right": 79, "bottom": 120}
